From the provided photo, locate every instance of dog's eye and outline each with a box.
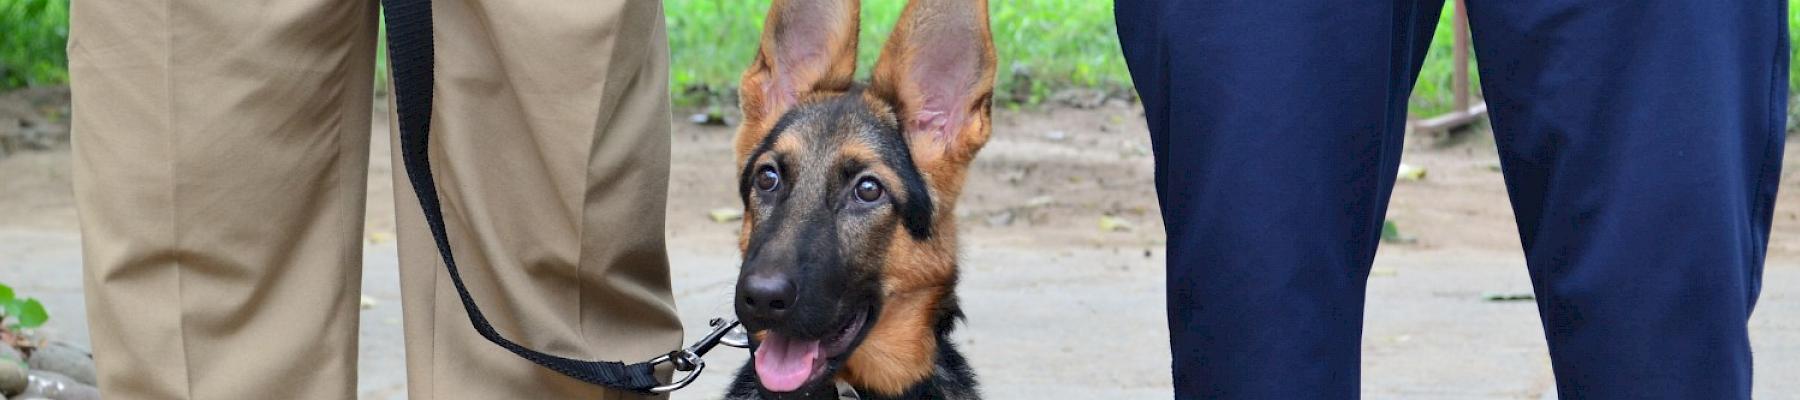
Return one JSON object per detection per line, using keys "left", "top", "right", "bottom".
{"left": 756, "top": 166, "right": 780, "bottom": 191}
{"left": 854, "top": 178, "right": 884, "bottom": 203}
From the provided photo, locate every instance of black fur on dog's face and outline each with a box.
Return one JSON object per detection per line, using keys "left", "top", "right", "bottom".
{"left": 734, "top": 89, "right": 934, "bottom": 395}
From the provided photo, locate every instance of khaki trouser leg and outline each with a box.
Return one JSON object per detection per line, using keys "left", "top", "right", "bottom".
{"left": 69, "top": 0, "right": 379, "bottom": 399}
{"left": 389, "top": 1, "right": 682, "bottom": 399}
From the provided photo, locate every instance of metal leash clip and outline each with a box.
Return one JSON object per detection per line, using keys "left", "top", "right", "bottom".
{"left": 649, "top": 317, "right": 753, "bottom": 393}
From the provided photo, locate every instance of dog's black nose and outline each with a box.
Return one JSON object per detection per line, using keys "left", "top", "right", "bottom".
{"left": 738, "top": 272, "right": 798, "bottom": 320}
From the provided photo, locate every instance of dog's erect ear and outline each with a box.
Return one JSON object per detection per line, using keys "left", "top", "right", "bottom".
{"left": 869, "top": 0, "right": 996, "bottom": 185}
{"left": 735, "top": 0, "right": 861, "bottom": 164}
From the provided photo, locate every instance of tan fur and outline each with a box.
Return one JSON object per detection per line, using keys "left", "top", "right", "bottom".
{"left": 837, "top": 285, "right": 947, "bottom": 396}
{"left": 836, "top": 197, "right": 962, "bottom": 395}
{"left": 771, "top": 131, "right": 809, "bottom": 156}
{"left": 877, "top": 221, "right": 959, "bottom": 296}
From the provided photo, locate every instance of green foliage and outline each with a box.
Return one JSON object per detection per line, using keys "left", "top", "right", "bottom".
{"left": 0, "top": 282, "right": 51, "bottom": 330}
{"left": 1409, "top": 5, "right": 1481, "bottom": 117}
{"left": 1381, "top": 220, "right": 1403, "bottom": 243}
{"left": 9, "top": 0, "right": 1800, "bottom": 115}
{"left": 0, "top": 0, "right": 71, "bottom": 90}
{"left": 1790, "top": 0, "right": 1799, "bottom": 134}
{"left": 664, "top": 0, "right": 766, "bottom": 105}
{"left": 987, "top": 1, "right": 1131, "bottom": 103}
{"left": 1791, "top": 0, "right": 1799, "bottom": 94}
{"left": 666, "top": 0, "right": 1129, "bottom": 106}
{"left": 660, "top": 0, "right": 1489, "bottom": 113}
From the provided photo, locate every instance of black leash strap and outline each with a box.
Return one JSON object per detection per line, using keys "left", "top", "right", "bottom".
{"left": 380, "top": 0, "right": 740, "bottom": 394}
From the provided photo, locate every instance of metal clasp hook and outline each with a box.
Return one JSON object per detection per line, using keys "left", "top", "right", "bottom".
{"left": 648, "top": 318, "right": 751, "bottom": 393}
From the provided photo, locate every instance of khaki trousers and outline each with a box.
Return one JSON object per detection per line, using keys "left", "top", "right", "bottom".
{"left": 68, "top": 0, "right": 681, "bottom": 399}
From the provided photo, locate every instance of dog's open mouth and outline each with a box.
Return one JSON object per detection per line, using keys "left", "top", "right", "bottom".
{"left": 752, "top": 308, "right": 871, "bottom": 392}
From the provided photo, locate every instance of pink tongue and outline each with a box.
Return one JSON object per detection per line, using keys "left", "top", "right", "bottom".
{"left": 753, "top": 332, "right": 823, "bottom": 392}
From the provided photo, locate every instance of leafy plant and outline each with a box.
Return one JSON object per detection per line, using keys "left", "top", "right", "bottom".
{"left": 0, "top": 0, "right": 71, "bottom": 90}
{"left": 665, "top": 0, "right": 1129, "bottom": 107}
{"left": 1408, "top": 4, "right": 1482, "bottom": 117}
{"left": 9, "top": 0, "right": 1800, "bottom": 115}
{"left": 0, "top": 282, "right": 50, "bottom": 331}
{"left": 1791, "top": 0, "right": 1799, "bottom": 95}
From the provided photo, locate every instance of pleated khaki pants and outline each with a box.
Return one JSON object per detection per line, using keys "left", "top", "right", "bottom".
{"left": 68, "top": 0, "right": 682, "bottom": 399}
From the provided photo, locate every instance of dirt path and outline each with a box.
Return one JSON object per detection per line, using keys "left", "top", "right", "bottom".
{"left": 3, "top": 96, "right": 1799, "bottom": 398}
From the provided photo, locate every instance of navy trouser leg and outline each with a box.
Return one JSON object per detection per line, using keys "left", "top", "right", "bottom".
{"left": 1465, "top": 0, "right": 1787, "bottom": 398}
{"left": 1122, "top": 0, "right": 1787, "bottom": 399}
{"left": 1117, "top": 1, "right": 1446, "bottom": 397}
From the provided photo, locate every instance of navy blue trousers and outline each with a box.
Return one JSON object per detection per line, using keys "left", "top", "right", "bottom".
{"left": 1117, "top": 1, "right": 1789, "bottom": 398}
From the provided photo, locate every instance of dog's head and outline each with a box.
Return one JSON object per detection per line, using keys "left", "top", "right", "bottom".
{"left": 730, "top": 0, "right": 995, "bottom": 396}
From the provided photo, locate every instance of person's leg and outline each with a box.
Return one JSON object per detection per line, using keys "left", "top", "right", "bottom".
{"left": 1463, "top": 0, "right": 1786, "bottom": 397}
{"left": 389, "top": 1, "right": 682, "bottom": 398}
{"left": 1117, "top": 0, "right": 1446, "bottom": 397}
{"left": 69, "top": 0, "right": 378, "bottom": 398}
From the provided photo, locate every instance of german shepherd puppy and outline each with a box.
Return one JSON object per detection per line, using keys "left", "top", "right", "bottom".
{"left": 722, "top": 0, "right": 995, "bottom": 398}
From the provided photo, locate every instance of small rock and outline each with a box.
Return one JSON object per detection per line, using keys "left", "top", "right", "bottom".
{"left": 1123, "top": 143, "right": 1151, "bottom": 157}
{"left": 0, "top": 357, "right": 24, "bottom": 397}
{"left": 1043, "top": 130, "right": 1068, "bottom": 142}
{"left": 1099, "top": 216, "right": 1134, "bottom": 232}
{"left": 19, "top": 371, "right": 99, "bottom": 400}
{"left": 689, "top": 108, "right": 730, "bottom": 126}
{"left": 0, "top": 342, "right": 25, "bottom": 394}
{"left": 1000, "top": 168, "right": 1028, "bottom": 185}
{"left": 1396, "top": 163, "right": 1427, "bottom": 181}
{"left": 1008, "top": 63, "right": 1034, "bottom": 103}
{"left": 1023, "top": 196, "right": 1054, "bottom": 209}
{"left": 24, "top": 343, "right": 92, "bottom": 386}
{"left": 1049, "top": 88, "right": 1108, "bottom": 109}
{"left": 708, "top": 208, "right": 744, "bottom": 223}
{"left": 18, "top": 127, "right": 53, "bottom": 151}
{"left": 0, "top": 344, "right": 21, "bottom": 365}
{"left": 367, "top": 231, "right": 393, "bottom": 245}
{"left": 984, "top": 210, "right": 1015, "bottom": 227}
{"left": 1482, "top": 292, "right": 1535, "bottom": 302}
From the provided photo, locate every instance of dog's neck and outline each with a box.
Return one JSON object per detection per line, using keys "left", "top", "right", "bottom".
{"left": 836, "top": 283, "right": 958, "bottom": 397}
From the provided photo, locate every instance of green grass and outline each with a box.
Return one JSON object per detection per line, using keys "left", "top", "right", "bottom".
{"left": 667, "top": 0, "right": 1129, "bottom": 107}
{"left": 0, "top": 0, "right": 69, "bottom": 90}
{"left": 5, "top": 0, "right": 1799, "bottom": 118}
{"left": 1791, "top": 0, "right": 1800, "bottom": 94}
{"left": 662, "top": 0, "right": 1476, "bottom": 113}
{"left": 1409, "top": 4, "right": 1482, "bottom": 116}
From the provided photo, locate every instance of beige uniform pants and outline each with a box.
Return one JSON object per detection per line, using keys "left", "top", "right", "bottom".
{"left": 68, "top": 0, "right": 682, "bottom": 399}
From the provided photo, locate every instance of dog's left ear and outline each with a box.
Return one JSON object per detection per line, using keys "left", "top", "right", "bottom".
{"left": 870, "top": 0, "right": 997, "bottom": 184}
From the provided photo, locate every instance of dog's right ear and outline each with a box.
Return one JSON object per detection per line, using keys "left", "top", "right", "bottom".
{"left": 735, "top": 0, "right": 861, "bottom": 165}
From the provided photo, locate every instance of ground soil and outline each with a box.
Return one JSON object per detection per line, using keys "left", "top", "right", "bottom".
{"left": 8, "top": 96, "right": 1796, "bottom": 260}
